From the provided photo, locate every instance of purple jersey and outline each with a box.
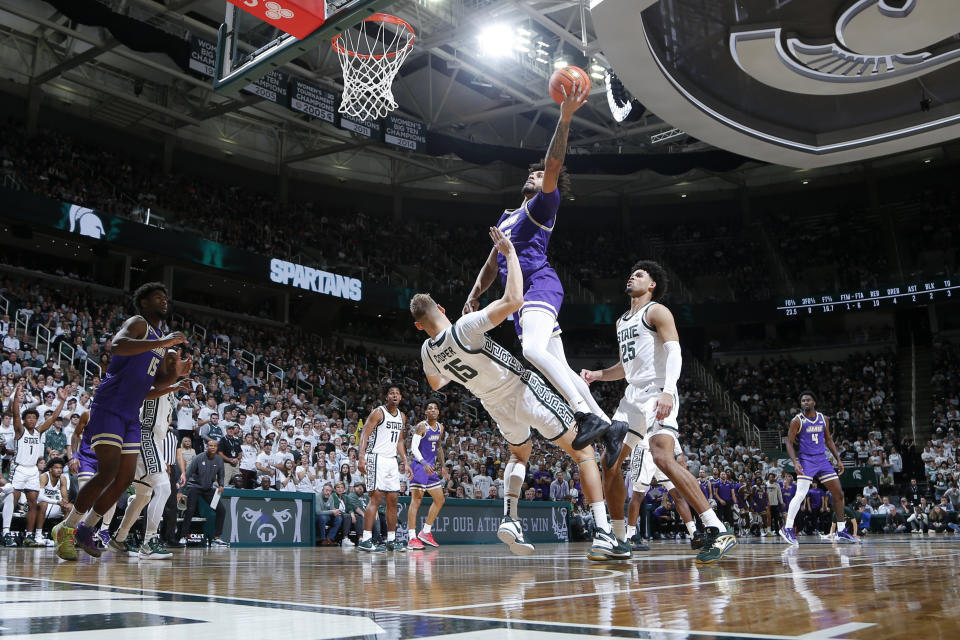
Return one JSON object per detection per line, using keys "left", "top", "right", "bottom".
{"left": 92, "top": 322, "right": 164, "bottom": 418}
{"left": 699, "top": 479, "right": 711, "bottom": 500}
{"left": 782, "top": 482, "right": 797, "bottom": 505}
{"left": 797, "top": 412, "right": 827, "bottom": 458}
{"left": 495, "top": 189, "right": 561, "bottom": 283}
{"left": 418, "top": 423, "right": 441, "bottom": 467}
{"left": 715, "top": 480, "right": 735, "bottom": 502}
{"left": 808, "top": 487, "right": 825, "bottom": 510}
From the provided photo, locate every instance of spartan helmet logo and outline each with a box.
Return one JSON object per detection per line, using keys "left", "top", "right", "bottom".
{"left": 552, "top": 507, "right": 569, "bottom": 540}
{"left": 241, "top": 506, "right": 293, "bottom": 543}
{"left": 264, "top": 2, "right": 294, "bottom": 20}
{"left": 68, "top": 204, "right": 105, "bottom": 239}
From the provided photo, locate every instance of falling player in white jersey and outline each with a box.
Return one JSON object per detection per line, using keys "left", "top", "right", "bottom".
{"left": 7, "top": 383, "right": 67, "bottom": 547}
{"left": 413, "top": 227, "right": 627, "bottom": 560}
{"left": 109, "top": 374, "right": 189, "bottom": 559}
{"left": 581, "top": 261, "right": 737, "bottom": 564}
{"left": 357, "top": 385, "right": 409, "bottom": 553}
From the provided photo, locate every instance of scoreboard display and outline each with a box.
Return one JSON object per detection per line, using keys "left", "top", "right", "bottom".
{"left": 778, "top": 278, "right": 959, "bottom": 316}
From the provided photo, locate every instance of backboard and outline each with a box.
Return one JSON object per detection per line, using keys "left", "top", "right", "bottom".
{"left": 213, "top": 0, "right": 396, "bottom": 95}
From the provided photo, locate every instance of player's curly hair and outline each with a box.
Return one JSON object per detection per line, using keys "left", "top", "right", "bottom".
{"left": 132, "top": 281, "right": 168, "bottom": 312}
{"left": 527, "top": 161, "right": 572, "bottom": 199}
{"left": 798, "top": 390, "right": 817, "bottom": 403}
{"left": 631, "top": 260, "right": 669, "bottom": 300}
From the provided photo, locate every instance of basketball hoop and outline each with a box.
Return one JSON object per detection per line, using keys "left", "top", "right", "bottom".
{"left": 332, "top": 13, "right": 415, "bottom": 121}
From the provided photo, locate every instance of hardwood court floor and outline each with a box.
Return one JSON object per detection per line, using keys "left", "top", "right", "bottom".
{"left": 2, "top": 535, "right": 959, "bottom": 639}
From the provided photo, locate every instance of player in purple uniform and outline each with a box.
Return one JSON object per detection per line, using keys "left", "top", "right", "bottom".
{"left": 463, "top": 81, "right": 610, "bottom": 449}
{"left": 53, "top": 283, "right": 192, "bottom": 560}
{"left": 407, "top": 402, "right": 446, "bottom": 550}
{"left": 779, "top": 391, "right": 855, "bottom": 545}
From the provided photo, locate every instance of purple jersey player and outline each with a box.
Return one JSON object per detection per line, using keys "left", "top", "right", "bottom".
{"left": 53, "top": 282, "right": 192, "bottom": 561}
{"left": 779, "top": 391, "right": 856, "bottom": 545}
{"left": 462, "top": 79, "right": 611, "bottom": 449}
{"left": 407, "top": 402, "right": 446, "bottom": 550}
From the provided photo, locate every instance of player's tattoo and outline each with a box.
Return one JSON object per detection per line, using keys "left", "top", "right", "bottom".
{"left": 546, "top": 119, "right": 570, "bottom": 165}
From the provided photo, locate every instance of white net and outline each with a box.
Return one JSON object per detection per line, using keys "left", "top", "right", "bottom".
{"left": 333, "top": 13, "right": 415, "bottom": 121}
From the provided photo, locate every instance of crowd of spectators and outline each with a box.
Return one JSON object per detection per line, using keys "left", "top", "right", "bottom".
{"left": 6, "top": 119, "right": 960, "bottom": 310}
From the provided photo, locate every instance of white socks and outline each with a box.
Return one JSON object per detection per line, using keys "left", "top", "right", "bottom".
{"left": 423, "top": 523, "right": 431, "bottom": 534}
{"left": 700, "top": 508, "right": 723, "bottom": 530}
{"left": 611, "top": 519, "right": 626, "bottom": 541}
{"left": 361, "top": 530, "right": 372, "bottom": 542}
{"left": 685, "top": 521, "right": 696, "bottom": 536}
{"left": 591, "top": 502, "right": 611, "bottom": 534}
{"left": 626, "top": 524, "right": 637, "bottom": 539}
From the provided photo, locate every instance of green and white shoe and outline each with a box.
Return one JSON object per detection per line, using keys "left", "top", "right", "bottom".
{"left": 107, "top": 537, "right": 138, "bottom": 556}
{"left": 140, "top": 536, "right": 173, "bottom": 560}
{"left": 394, "top": 539, "right": 407, "bottom": 553}
{"left": 3, "top": 532, "right": 19, "bottom": 547}
{"left": 357, "top": 538, "right": 385, "bottom": 553}
{"left": 695, "top": 525, "right": 738, "bottom": 565}
{"left": 587, "top": 528, "right": 632, "bottom": 561}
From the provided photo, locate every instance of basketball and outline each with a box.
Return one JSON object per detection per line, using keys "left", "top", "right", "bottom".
{"left": 548, "top": 66, "right": 591, "bottom": 104}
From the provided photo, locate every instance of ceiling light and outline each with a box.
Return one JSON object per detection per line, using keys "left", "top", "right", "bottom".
{"left": 590, "top": 71, "right": 604, "bottom": 79}
{"left": 802, "top": 180, "right": 809, "bottom": 184}
{"left": 536, "top": 41, "right": 549, "bottom": 48}
{"left": 450, "top": 192, "right": 459, "bottom": 196}
{"left": 535, "top": 57, "right": 549, "bottom": 64}
{"left": 924, "top": 158, "right": 931, "bottom": 163}
{"left": 553, "top": 58, "right": 569, "bottom": 69}
{"left": 590, "top": 64, "right": 604, "bottom": 72}
{"left": 478, "top": 24, "right": 515, "bottom": 58}
{"left": 516, "top": 28, "right": 533, "bottom": 37}
{"left": 680, "top": 194, "right": 687, "bottom": 198}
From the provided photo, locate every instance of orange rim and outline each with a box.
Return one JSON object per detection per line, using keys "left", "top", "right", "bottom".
{"left": 331, "top": 13, "right": 416, "bottom": 61}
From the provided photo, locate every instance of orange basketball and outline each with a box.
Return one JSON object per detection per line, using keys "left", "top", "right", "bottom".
{"left": 548, "top": 66, "right": 591, "bottom": 104}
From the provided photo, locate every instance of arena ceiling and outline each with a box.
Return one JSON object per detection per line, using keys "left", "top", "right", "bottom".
{"left": 0, "top": 0, "right": 954, "bottom": 201}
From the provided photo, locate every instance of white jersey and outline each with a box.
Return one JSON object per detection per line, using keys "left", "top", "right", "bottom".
{"left": 367, "top": 405, "right": 404, "bottom": 457}
{"left": 617, "top": 301, "right": 665, "bottom": 388}
{"left": 15, "top": 429, "right": 43, "bottom": 467}
{"left": 420, "top": 310, "right": 524, "bottom": 405}
{"left": 41, "top": 474, "right": 62, "bottom": 503}
{"left": 141, "top": 392, "right": 175, "bottom": 445}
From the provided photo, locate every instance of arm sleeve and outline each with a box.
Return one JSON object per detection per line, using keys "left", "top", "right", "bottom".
{"left": 411, "top": 431, "right": 424, "bottom": 462}
{"left": 662, "top": 341, "right": 681, "bottom": 396}
{"left": 217, "top": 459, "right": 224, "bottom": 486}
{"left": 526, "top": 189, "right": 561, "bottom": 226}
{"left": 454, "top": 310, "right": 496, "bottom": 350}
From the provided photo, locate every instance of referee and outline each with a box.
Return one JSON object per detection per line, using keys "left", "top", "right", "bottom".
{"left": 160, "top": 426, "right": 181, "bottom": 546}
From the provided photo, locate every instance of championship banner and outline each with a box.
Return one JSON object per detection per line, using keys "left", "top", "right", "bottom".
{"left": 397, "top": 497, "right": 569, "bottom": 544}
{"left": 197, "top": 489, "right": 315, "bottom": 547}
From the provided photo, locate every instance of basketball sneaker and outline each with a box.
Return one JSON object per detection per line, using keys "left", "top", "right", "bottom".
{"left": 836, "top": 530, "right": 859, "bottom": 544}
{"left": 418, "top": 532, "right": 439, "bottom": 547}
{"left": 2, "top": 532, "right": 17, "bottom": 547}
{"left": 695, "top": 525, "right": 738, "bottom": 565}
{"left": 407, "top": 536, "right": 425, "bottom": 551}
{"left": 631, "top": 538, "right": 650, "bottom": 552}
{"left": 23, "top": 533, "right": 38, "bottom": 547}
{"left": 778, "top": 527, "right": 799, "bottom": 546}
{"left": 51, "top": 522, "right": 78, "bottom": 561}
{"left": 820, "top": 532, "right": 837, "bottom": 541}
{"left": 588, "top": 528, "right": 632, "bottom": 561}
{"left": 601, "top": 420, "right": 629, "bottom": 470}
{"left": 74, "top": 523, "right": 102, "bottom": 558}
{"left": 106, "top": 537, "right": 133, "bottom": 555}
{"left": 140, "top": 536, "right": 173, "bottom": 559}
{"left": 96, "top": 528, "right": 111, "bottom": 548}
{"left": 572, "top": 413, "right": 610, "bottom": 450}
{"left": 357, "top": 538, "right": 385, "bottom": 553}
{"left": 497, "top": 516, "right": 535, "bottom": 556}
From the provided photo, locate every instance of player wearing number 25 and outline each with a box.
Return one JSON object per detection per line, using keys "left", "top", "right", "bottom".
{"left": 53, "top": 283, "right": 193, "bottom": 560}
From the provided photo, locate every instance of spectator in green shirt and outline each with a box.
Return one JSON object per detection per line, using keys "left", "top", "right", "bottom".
{"left": 44, "top": 418, "right": 68, "bottom": 458}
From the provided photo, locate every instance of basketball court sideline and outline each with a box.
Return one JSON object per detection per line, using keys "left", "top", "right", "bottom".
{"left": 2, "top": 537, "right": 958, "bottom": 639}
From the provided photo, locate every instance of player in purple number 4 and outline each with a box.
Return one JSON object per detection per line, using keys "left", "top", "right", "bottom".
{"left": 463, "top": 79, "right": 611, "bottom": 449}
{"left": 52, "top": 283, "right": 193, "bottom": 560}
{"left": 779, "top": 391, "right": 857, "bottom": 545}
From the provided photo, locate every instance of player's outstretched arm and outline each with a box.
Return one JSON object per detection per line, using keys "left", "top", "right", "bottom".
{"left": 110, "top": 316, "right": 187, "bottom": 356}
{"left": 11, "top": 382, "right": 24, "bottom": 438}
{"left": 542, "top": 80, "right": 588, "bottom": 194}
{"left": 464, "top": 246, "right": 499, "bottom": 316}
{"left": 785, "top": 417, "right": 802, "bottom": 477}
{"left": 481, "top": 226, "right": 523, "bottom": 327}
